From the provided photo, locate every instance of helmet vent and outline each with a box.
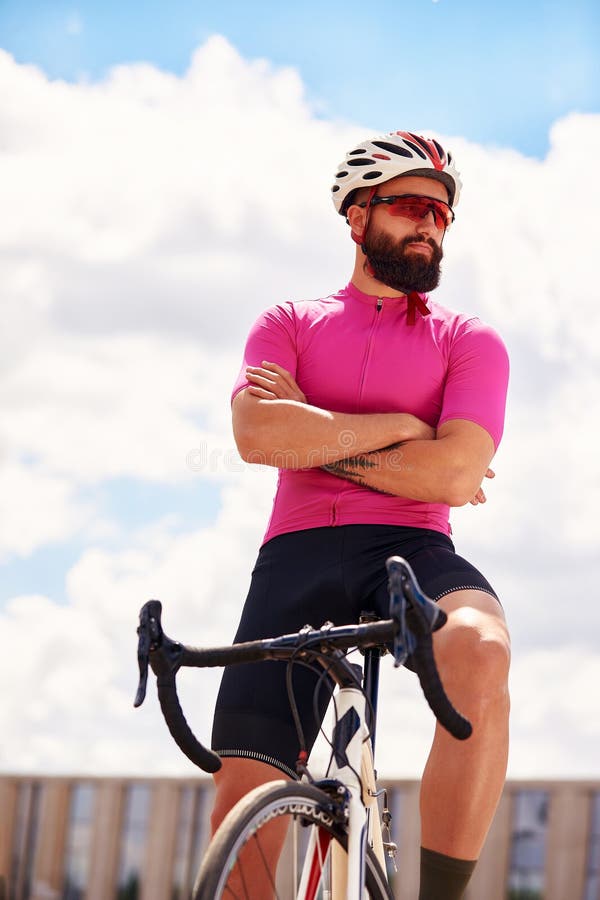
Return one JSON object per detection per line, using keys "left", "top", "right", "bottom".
{"left": 347, "top": 158, "right": 376, "bottom": 166}
{"left": 362, "top": 171, "right": 383, "bottom": 180}
{"left": 335, "top": 171, "right": 349, "bottom": 178}
{"left": 372, "top": 141, "right": 412, "bottom": 158}
{"left": 349, "top": 148, "right": 367, "bottom": 155}
{"left": 401, "top": 138, "right": 428, "bottom": 160}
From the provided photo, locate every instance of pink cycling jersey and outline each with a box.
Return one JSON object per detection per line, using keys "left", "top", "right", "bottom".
{"left": 232, "top": 281, "right": 509, "bottom": 544}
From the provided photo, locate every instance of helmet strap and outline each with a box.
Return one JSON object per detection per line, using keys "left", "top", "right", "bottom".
{"left": 349, "top": 186, "right": 377, "bottom": 276}
{"left": 350, "top": 186, "right": 377, "bottom": 248}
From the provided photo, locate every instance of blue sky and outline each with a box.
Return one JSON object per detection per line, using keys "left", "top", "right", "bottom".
{"left": 1, "top": 0, "right": 599, "bottom": 157}
{"left": 1, "top": 479, "right": 222, "bottom": 604}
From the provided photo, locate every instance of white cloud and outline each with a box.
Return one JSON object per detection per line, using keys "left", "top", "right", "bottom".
{"left": 0, "top": 470, "right": 275, "bottom": 775}
{"left": 3, "top": 333, "right": 235, "bottom": 482}
{"left": 0, "top": 462, "right": 90, "bottom": 561}
{"left": 0, "top": 37, "right": 599, "bottom": 777}
{"left": 508, "top": 646, "right": 600, "bottom": 778}
{"left": 0, "top": 37, "right": 354, "bottom": 342}
{"left": 442, "top": 118, "right": 600, "bottom": 367}
{"left": 0, "top": 331, "right": 241, "bottom": 557}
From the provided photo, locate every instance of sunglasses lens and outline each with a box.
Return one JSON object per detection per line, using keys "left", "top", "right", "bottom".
{"left": 385, "top": 197, "right": 452, "bottom": 228}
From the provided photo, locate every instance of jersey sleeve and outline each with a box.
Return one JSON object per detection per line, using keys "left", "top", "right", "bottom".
{"left": 231, "top": 303, "right": 298, "bottom": 402}
{"left": 438, "top": 318, "right": 510, "bottom": 449}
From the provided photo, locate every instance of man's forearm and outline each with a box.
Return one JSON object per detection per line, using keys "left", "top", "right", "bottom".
{"left": 323, "top": 438, "right": 481, "bottom": 506}
{"left": 235, "top": 363, "right": 494, "bottom": 506}
{"left": 322, "top": 444, "right": 405, "bottom": 496}
{"left": 234, "top": 396, "right": 434, "bottom": 469}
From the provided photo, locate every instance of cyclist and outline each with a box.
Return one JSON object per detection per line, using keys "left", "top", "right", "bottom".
{"left": 210, "top": 131, "right": 510, "bottom": 900}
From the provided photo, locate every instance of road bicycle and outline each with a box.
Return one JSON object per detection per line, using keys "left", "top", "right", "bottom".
{"left": 134, "top": 556, "right": 472, "bottom": 899}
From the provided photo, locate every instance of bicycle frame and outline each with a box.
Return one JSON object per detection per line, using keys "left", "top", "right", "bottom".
{"left": 298, "top": 685, "right": 369, "bottom": 900}
{"left": 297, "top": 649, "right": 389, "bottom": 899}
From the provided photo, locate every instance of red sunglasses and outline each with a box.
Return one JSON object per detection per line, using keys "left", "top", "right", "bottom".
{"left": 358, "top": 193, "right": 455, "bottom": 229}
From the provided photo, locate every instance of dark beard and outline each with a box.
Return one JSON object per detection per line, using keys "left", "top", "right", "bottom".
{"left": 363, "top": 229, "right": 443, "bottom": 293}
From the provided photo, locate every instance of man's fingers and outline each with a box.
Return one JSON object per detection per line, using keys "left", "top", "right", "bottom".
{"left": 246, "top": 370, "right": 276, "bottom": 385}
{"left": 247, "top": 386, "right": 278, "bottom": 399}
{"left": 470, "top": 469, "right": 496, "bottom": 503}
{"left": 246, "top": 368, "right": 291, "bottom": 398}
{"left": 246, "top": 363, "right": 306, "bottom": 403}
{"left": 259, "top": 361, "right": 298, "bottom": 392}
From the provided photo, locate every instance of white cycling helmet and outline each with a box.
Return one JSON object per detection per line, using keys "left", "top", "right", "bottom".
{"left": 332, "top": 131, "right": 462, "bottom": 216}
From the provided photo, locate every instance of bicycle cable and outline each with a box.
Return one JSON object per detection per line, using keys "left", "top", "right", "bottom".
{"left": 285, "top": 642, "right": 370, "bottom": 785}
{"left": 285, "top": 645, "right": 337, "bottom": 774}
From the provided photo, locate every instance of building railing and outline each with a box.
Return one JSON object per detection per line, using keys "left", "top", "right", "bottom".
{"left": 1, "top": 776, "right": 598, "bottom": 900}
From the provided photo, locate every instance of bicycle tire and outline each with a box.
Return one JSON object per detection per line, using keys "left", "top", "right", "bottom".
{"left": 193, "top": 780, "right": 393, "bottom": 900}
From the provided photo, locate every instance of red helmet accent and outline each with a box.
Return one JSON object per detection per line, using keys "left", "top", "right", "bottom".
{"left": 395, "top": 132, "right": 448, "bottom": 172}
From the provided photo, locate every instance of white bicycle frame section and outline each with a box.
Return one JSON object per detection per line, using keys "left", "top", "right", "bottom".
{"left": 296, "top": 685, "right": 388, "bottom": 900}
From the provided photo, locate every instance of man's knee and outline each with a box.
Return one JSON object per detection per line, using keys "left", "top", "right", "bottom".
{"left": 449, "top": 624, "right": 509, "bottom": 681}
{"left": 435, "top": 592, "right": 511, "bottom": 703}
{"left": 211, "top": 757, "right": 290, "bottom": 835}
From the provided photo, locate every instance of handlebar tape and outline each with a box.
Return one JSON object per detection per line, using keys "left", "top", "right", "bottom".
{"left": 156, "top": 674, "right": 222, "bottom": 773}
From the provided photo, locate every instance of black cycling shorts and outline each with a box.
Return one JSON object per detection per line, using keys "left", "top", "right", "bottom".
{"left": 211, "top": 524, "right": 498, "bottom": 779}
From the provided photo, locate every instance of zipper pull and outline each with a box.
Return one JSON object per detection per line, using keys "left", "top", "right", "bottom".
{"left": 376, "top": 297, "right": 383, "bottom": 311}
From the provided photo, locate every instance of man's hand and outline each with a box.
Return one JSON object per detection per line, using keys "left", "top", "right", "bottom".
{"left": 245, "top": 361, "right": 307, "bottom": 403}
{"left": 470, "top": 468, "right": 495, "bottom": 505}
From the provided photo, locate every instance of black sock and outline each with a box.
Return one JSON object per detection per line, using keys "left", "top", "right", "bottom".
{"left": 418, "top": 847, "right": 477, "bottom": 900}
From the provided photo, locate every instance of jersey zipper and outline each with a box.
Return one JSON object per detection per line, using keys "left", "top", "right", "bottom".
{"left": 329, "top": 297, "right": 383, "bottom": 527}
{"left": 357, "top": 297, "right": 384, "bottom": 406}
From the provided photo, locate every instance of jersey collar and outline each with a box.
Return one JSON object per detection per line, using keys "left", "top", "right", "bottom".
{"left": 345, "top": 282, "right": 431, "bottom": 325}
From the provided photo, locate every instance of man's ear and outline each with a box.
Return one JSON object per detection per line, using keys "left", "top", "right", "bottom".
{"left": 346, "top": 204, "right": 366, "bottom": 241}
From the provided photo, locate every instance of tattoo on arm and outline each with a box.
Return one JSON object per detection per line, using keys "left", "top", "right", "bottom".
{"left": 321, "top": 447, "right": 398, "bottom": 495}
{"left": 322, "top": 463, "right": 383, "bottom": 491}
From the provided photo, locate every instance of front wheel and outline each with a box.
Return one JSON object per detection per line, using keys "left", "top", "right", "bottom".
{"left": 193, "top": 780, "right": 393, "bottom": 899}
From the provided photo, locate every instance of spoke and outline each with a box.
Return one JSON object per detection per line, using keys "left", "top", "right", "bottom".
{"left": 292, "top": 815, "right": 298, "bottom": 897}
{"left": 224, "top": 842, "right": 252, "bottom": 900}
{"left": 253, "top": 832, "right": 281, "bottom": 900}
{"left": 304, "top": 828, "right": 332, "bottom": 900}
{"left": 203, "top": 789, "right": 380, "bottom": 900}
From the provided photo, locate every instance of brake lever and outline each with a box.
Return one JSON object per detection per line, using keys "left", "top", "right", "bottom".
{"left": 386, "top": 556, "right": 446, "bottom": 667}
{"left": 134, "top": 599, "right": 164, "bottom": 708}
{"left": 387, "top": 574, "right": 416, "bottom": 667}
{"left": 402, "top": 573, "right": 447, "bottom": 636}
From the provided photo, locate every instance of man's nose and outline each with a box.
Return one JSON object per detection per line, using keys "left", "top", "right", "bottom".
{"left": 415, "top": 209, "right": 438, "bottom": 234}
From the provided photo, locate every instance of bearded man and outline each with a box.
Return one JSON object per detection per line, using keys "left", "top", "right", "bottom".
{"left": 209, "top": 131, "right": 511, "bottom": 900}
